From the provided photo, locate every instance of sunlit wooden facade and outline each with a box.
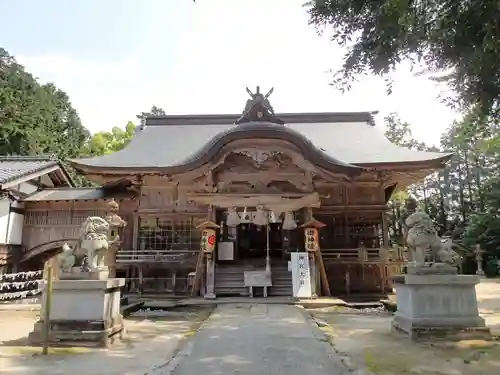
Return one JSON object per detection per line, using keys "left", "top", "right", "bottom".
{"left": 15, "top": 89, "right": 451, "bottom": 297}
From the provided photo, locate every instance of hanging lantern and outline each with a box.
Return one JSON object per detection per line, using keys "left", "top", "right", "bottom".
{"left": 282, "top": 211, "right": 297, "bottom": 230}
{"left": 252, "top": 205, "right": 269, "bottom": 226}
{"left": 226, "top": 207, "right": 240, "bottom": 227}
{"left": 240, "top": 207, "right": 251, "bottom": 224}
{"left": 269, "top": 211, "right": 280, "bottom": 224}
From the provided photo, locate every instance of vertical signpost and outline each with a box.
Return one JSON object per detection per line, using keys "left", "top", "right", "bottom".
{"left": 291, "top": 252, "right": 312, "bottom": 298}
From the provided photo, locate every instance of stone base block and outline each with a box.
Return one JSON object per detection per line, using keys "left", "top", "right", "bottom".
{"left": 28, "top": 316, "right": 124, "bottom": 347}
{"left": 392, "top": 274, "right": 491, "bottom": 341}
{"left": 60, "top": 267, "right": 110, "bottom": 280}
{"left": 29, "top": 278, "right": 125, "bottom": 347}
{"left": 392, "top": 316, "right": 491, "bottom": 341}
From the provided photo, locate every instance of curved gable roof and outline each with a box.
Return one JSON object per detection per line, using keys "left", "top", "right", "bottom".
{"left": 71, "top": 112, "right": 451, "bottom": 175}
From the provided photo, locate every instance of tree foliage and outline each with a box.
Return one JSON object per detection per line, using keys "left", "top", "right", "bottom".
{"left": 85, "top": 122, "right": 136, "bottom": 156}
{"left": 0, "top": 48, "right": 90, "bottom": 158}
{"left": 84, "top": 105, "right": 166, "bottom": 155}
{"left": 384, "top": 112, "right": 500, "bottom": 266}
{"left": 1, "top": 47, "right": 166, "bottom": 186}
{"left": 308, "top": 0, "right": 500, "bottom": 118}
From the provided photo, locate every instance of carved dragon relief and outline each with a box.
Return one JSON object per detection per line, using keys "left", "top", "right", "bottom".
{"left": 183, "top": 148, "right": 337, "bottom": 195}
{"left": 164, "top": 139, "right": 356, "bottom": 204}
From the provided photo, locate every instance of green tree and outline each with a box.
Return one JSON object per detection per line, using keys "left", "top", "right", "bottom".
{"left": 462, "top": 177, "right": 500, "bottom": 257}
{"left": 0, "top": 47, "right": 90, "bottom": 158}
{"left": 308, "top": 0, "right": 500, "bottom": 119}
{"left": 83, "top": 105, "right": 166, "bottom": 156}
{"left": 85, "top": 121, "right": 136, "bottom": 155}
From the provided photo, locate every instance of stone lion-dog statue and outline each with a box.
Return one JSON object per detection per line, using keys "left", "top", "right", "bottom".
{"left": 405, "top": 211, "right": 460, "bottom": 273}
{"left": 79, "top": 216, "right": 110, "bottom": 269}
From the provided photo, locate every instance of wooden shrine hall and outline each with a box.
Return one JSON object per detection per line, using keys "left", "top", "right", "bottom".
{"left": 17, "top": 86, "right": 452, "bottom": 298}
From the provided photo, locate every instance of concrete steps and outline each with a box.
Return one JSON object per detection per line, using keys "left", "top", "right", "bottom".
{"left": 269, "top": 266, "right": 293, "bottom": 296}
{"left": 215, "top": 261, "right": 292, "bottom": 297}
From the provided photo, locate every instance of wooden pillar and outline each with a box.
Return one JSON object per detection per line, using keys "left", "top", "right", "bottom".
{"left": 171, "top": 271, "right": 177, "bottom": 295}
{"left": 379, "top": 264, "right": 386, "bottom": 294}
{"left": 132, "top": 213, "right": 139, "bottom": 254}
{"left": 381, "top": 211, "right": 390, "bottom": 247}
{"left": 345, "top": 265, "right": 351, "bottom": 296}
{"left": 138, "top": 265, "right": 144, "bottom": 295}
{"left": 380, "top": 212, "right": 390, "bottom": 294}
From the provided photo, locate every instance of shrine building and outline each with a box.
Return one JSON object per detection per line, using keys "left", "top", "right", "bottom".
{"left": 13, "top": 87, "right": 451, "bottom": 297}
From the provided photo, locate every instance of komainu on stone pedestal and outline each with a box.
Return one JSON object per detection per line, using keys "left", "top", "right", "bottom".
{"left": 405, "top": 211, "right": 460, "bottom": 275}
{"left": 392, "top": 274, "right": 490, "bottom": 341}
{"left": 30, "top": 207, "right": 127, "bottom": 347}
{"left": 393, "top": 208, "right": 491, "bottom": 341}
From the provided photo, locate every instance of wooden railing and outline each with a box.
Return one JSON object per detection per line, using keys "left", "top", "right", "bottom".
{"left": 116, "top": 249, "right": 199, "bottom": 265}
{"left": 115, "top": 247, "right": 408, "bottom": 265}
{"left": 123, "top": 276, "right": 194, "bottom": 295}
{"left": 321, "top": 247, "right": 407, "bottom": 263}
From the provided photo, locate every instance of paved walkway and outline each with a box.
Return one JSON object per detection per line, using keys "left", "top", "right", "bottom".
{"left": 158, "top": 304, "right": 350, "bottom": 375}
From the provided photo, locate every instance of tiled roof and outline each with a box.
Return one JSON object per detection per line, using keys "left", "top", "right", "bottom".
{"left": 71, "top": 112, "right": 451, "bottom": 172}
{"left": 0, "top": 156, "right": 59, "bottom": 187}
{"left": 22, "top": 187, "right": 135, "bottom": 201}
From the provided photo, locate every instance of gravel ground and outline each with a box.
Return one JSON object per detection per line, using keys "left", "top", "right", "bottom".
{"left": 309, "top": 278, "right": 500, "bottom": 375}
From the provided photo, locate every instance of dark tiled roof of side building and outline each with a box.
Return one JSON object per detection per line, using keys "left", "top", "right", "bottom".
{"left": 23, "top": 187, "right": 106, "bottom": 201}
{"left": 0, "top": 155, "right": 67, "bottom": 187}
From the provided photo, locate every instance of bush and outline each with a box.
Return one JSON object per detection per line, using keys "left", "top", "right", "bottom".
{"left": 484, "top": 259, "right": 499, "bottom": 278}
{"left": 461, "top": 256, "right": 477, "bottom": 275}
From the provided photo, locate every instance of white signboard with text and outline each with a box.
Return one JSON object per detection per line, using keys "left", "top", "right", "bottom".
{"left": 218, "top": 241, "right": 234, "bottom": 261}
{"left": 291, "top": 252, "right": 312, "bottom": 298}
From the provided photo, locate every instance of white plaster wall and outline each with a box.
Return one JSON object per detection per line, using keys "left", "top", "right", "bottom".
{"left": 0, "top": 198, "right": 24, "bottom": 245}
{"left": 7, "top": 212, "right": 23, "bottom": 245}
{"left": 17, "top": 182, "right": 38, "bottom": 195}
{"left": 0, "top": 198, "right": 10, "bottom": 245}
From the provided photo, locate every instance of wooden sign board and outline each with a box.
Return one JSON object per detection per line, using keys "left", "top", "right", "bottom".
{"left": 244, "top": 270, "right": 272, "bottom": 287}
{"left": 218, "top": 241, "right": 234, "bottom": 261}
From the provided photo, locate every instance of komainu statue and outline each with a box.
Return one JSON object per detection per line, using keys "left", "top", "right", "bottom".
{"left": 57, "top": 243, "right": 76, "bottom": 273}
{"left": 79, "top": 216, "right": 110, "bottom": 269}
{"left": 405, "top": 211, "right": 460, "bottom": 274}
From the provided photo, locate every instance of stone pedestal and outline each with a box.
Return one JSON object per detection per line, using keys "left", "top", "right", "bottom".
{"left": 29, "top": 278, "right": 125, "bottom": 347}
{"left": 392, "top": 274, "right": 491, "bottom": 341}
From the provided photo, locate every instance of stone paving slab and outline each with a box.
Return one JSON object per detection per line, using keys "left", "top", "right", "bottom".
{"left": 155, "top": 304, "right": 350, "bottom": 375}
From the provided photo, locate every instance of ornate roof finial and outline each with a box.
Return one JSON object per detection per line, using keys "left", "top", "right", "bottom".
{"left": 236, "top": 86, "right": 283, "bottom": 125}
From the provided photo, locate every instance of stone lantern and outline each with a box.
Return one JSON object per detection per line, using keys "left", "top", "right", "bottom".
{"left": 196, "top": 220, "right": 221, "bottom": 299}
{"left": 300, "top": 219, "right": 327, "bottom": 297}
{"left": 104, "top": 199, "right": 127, "bottom": 278}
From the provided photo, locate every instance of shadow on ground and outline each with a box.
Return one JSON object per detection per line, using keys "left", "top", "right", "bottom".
{"left": 0, "top": 306, "right": 212, "bottom": 375}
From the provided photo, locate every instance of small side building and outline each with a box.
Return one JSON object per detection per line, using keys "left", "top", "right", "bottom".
{"left": 0, "top": 156, "right": 73, "bottom": 272}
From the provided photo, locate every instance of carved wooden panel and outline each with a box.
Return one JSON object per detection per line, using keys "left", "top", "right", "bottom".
{"left": 318, "top": 185, "right": 346, "bottom": 205}
{"left": 177, "top": 185, "right": 207, "bottom": 213}
{"left": 216, "top": 151, "right": 303, "bottom": 174}
{"left": 139, "top": 187, "right": 176, "bottom": 210}
{"left": 347, "top": 187, "right": 385, "bottom": 205}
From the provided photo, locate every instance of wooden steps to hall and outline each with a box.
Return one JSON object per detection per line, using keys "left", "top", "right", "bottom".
{"left": 215, "top": 260, "right": 293, "bottom": 297}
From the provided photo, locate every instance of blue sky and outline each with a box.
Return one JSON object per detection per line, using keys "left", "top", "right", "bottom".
{"left": 2, "top": 0, "right": 459, "bottom": 145}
